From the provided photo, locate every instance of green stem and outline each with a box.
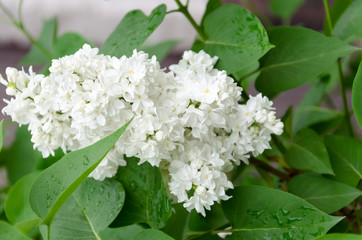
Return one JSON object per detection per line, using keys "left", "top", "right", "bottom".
{"left": 323, "top": 0, "right": 333, "bottom": 37}
{"left": 337, "top": 59, "right": 354, "bottom": 136}
{"left": 272, "top": 135, "right": 287, "bottom": 155}
{"left": 323, "top": 0, "right": 354, "bottom": 136}
{"left": 174, "top": 0, "right": 207, "bottom": 41}
{"left": 0, "top": 1, "right": 52, "bottom": 59}
{"left": 249, "top": 157, "right": 290, "bottom": 181}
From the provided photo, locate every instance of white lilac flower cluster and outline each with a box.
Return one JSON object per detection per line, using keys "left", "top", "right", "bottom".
{"left": 1, "top": 44, "right": 283, "bottom": 216}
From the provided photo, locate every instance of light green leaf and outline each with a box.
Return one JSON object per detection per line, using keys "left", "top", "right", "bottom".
{"left": 255, "top": 26, "right": 359, "bottom": 98}
{"left": 100, "top": 4, "right": 166, "bottom": 57}
{"left": 222, "top": 186, "right": 342, "bottom": 240}
{"left": 54, "top": 33, "right": 92, "bottom": 58}
{"left": 20, "top": 18, "right": 57, "bottom": 65}
{"left": 286, "top": 128, "right": 334, "bottom": 175}
{"left": 45, "top": 178, "right": 125, "bottom": 240}
{"left": 112, "top": 157, "right": 172, "bottom": 229}
{"left": 328, "top": 0, "right": 352, "bottom": 27}
{"left": 192, "top": 4, "right": 272, "bottom": 74}
{"left": 4, "top": 172, "right": 40, "bottom": 233}
{"left": 324, "top": 135, "right": 362, "bottom": 187}
{"left": 0, "top": 221, "right": 31, "bottom": 240}
{"left": 29, "top": 120, "right": 131, "bottom": 226}
{"left": 352, "top": 61, "right": 362, "bottom": 129}
{"left": 270, "top": 0, "right": 305, "bottom": 19}
{"left": 130, "top": 229, "right": 175, "bottom": 240}
{"left": 100, "top": 225, "right": 144, "bottom": 240}
{"left": 288, "top": 173, "right": 361, "bottom": 214}
{"left": 333, "top": 0, "right": 362, "bottom": 42}
{"left": 140, "top": 40, "right": 178, "bottom": 62}
{"left": 314, "top": 234, "right": 362, "bottom": 240}
{"left": 1, "top": 126, "right": 41, "bottom": 184}
{"left": 200, "top": 0, "right": 223, "bottom": 27}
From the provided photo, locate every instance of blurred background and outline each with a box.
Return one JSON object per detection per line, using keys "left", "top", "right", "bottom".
{"left": 0, "top": 0, "right": 336, "bottom": 117}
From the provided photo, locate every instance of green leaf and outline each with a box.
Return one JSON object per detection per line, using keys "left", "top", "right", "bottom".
{"left": 100, "top": 4, "right": 166, "bottom": 57}
{"left": 140, "top": 40, "right": 178, "bottom": 62}
{"left": 112, "top": 157, "right": 172, "bottom": 229}
{"left": 4, "top": 172, "right": 40, "bottom": 233}
{"left": 54, "top": 33, "right": 92, "bottom": 58}
{"left": 352, "top": 61, "right": 362, "bottom": 129}
{"left": 20, "top": 18, "right": 57, "bottom": 65}
{"left": 130, "top": 229, "right": 174, "bottom": 240}
{"left": 255, "top": 26, "right": 358, "bottom": 98}
{"left": 161, "top": 204, "right": 190, "bottom": 240}
{"left": 100, "top": 225, "right": 144, "bottom": 240}
{"left": 200, "top": 0, "right": 223, "bottom": 27}
{"left": 324, "top": 135, "right": 362, "bottom": 187}
{"left": 314, "top": 234, "right": 362, "bottom": 240}
{"left": 288, "top": 173, "right": 362, "bottom": 214}
{"left": 292, "top": 106, "right": 342, "bottom": 135}
{"left": 222, "top": 186, "right": 342, "bottom": 240}
{"left": 270, "top": 0, "right": 305, "bottom": 19}
{"left": 0, "top": 221, "right": 31, "bottom": 240}
{"left": 193, "top": 4, "right": 272, "bottom": 74}
{"left": 328, "top": 0, "right": 352, "bottom": 27}
{"left": 45, "top": 178, "right": 125, "bottom": 240}
{"left": 232, "top": 61, "right": 260, "bottom": 90}
{"left": 1, "top": 126, "right": 41, "bottom": 184}
{"left": 333, "top": 0, "right": 362, "bottom": 42}
{"left": 29, "top": 119, "right": 131, "bottom": 226}
{"left": 286, "top": 128, "right": 334, "bottom": 175}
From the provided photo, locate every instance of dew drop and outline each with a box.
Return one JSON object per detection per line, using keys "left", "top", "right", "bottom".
{"left": 83, "top": 155, "right": 90, "bottom": 165}
{"left": 247, "top": 209, "right": 264, "bottom": 217}
{"left": 281, "top": 207, "right": 290, "bottom": 216}
{"left": 287, "top": 217, "right": 302, "bottom": 223}
{"left": 129, "top": 181, "right": 136, "bottom": 191}
{"left": 272, "top": 212, "right": 283, "bottom": 226}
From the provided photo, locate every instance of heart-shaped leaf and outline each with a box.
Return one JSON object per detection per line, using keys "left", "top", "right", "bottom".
{"left": 100, "top": 4, "right": 166, "bottom": 57}
{"left": 44, "top": 178, "right": 125, "bottom": 240}
{"left": 193, "top": 4, "right": 272, "bottom": 74}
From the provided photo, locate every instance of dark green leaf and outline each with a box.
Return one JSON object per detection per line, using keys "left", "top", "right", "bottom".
{"left": 222, "top": 186, "right": 342, "bottom": 240}
{"left": 352, "top": 61, "right": 362, "bottom": 129}
{"left": 20, "top": 18, "right": 57, "bottom": 65}
{"left": 333, "top": 0, "right": 362, "bottom": 42}
{"left": 328, "top": 0, "right": 352, "bottom": 27}
{"left": 113, "top": 157, "right": 172, "bottom": 229}
{"left": 201, "top": 0, "right": 223, "bottom": 27}
{"left": 101, "top": 225, "right": 143, "bottom": 240}
{"left": 130, "top": 229, "right": 174, "bottom": 240}
{"left": 101, "top": 4, "right": 166, "bottom": 57}
{"left": 4, "top": 172, "right": 40, "bottom": 233}
{"left": 54, "top": 33, "right": 92, "bottom": 58}
{"left": 2, "top": 126, "right": 41, "bottom": 184}
{"left": 314, "top": 234, "right": 362, "bottom": 240}
{"left": 46, "top": 178, "right": 125, "bottom": 240}
{"left": 232, "top": 61, "right": 260, "bottom": 91}
{"left": 193, "top": 4, "right": 272, "bottom": 74}
{"left": 161, "top": 204, "right": 190, "bottom": 240}
{"left": 29, "top": 120, "right": 131, "bottom": 226}
{"left": 286, "top": 128, "right": 334, "bottom": 175}
{"left": 0, "top": 221, "right": 31, "bottom": 240}
{"left": 292, "top": 106, "right": 342, "bottom": 135}
{"left": 324, "top": 135, "right": 362, "bottom": 187}
{"left": 255, "top": 26, "right": 358, "bottom": 98}
{"left": 270, "top": 0, "right": 305, "bottom": 19}
{"left": 288, "top": 173, "right": 361, "bottom": 214}
{"left": 140, "top": 40, "right": 178, "bottom": 62}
